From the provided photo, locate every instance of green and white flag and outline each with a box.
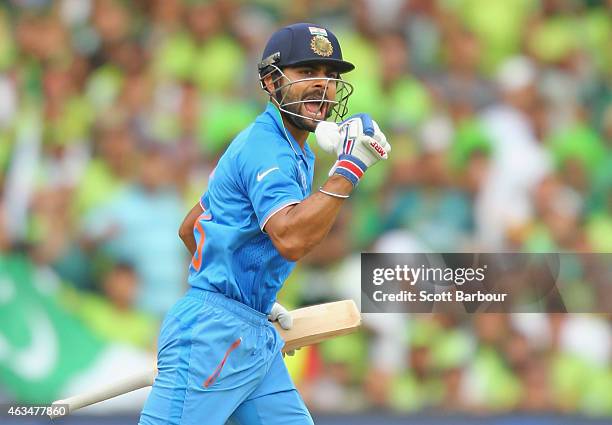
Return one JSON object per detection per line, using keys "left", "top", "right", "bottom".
{"left": 0, "top": 254, "right": 153, "bottom": 412}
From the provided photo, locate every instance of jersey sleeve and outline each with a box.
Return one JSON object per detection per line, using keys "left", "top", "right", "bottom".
{"left": 239, "top": 144, "right": 304, "bottom": 231}
{"left": 199, "top": 191, "right": 210, "bottom": 212}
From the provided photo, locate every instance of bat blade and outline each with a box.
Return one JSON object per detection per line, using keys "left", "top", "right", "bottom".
{"left": 50, "top": 300, "right": 361, "bottom": 418}
{"left": 274, "top": 299, "right": 361, "bottom": 353}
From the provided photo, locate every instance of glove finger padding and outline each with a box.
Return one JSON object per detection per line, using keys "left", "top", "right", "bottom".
{"left": 358, "top": 134, "right": 389, "bottom": 160}
{"left": 341, "top": 113, "right": 375, "bottom": 137}
{"left": 268, "top": 302, "right": 293, "bottom": 330}
{"left": 372, "top": 121, "right": 391, "bottom": 153}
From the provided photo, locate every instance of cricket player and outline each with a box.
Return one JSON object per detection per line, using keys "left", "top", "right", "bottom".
{"left": 138, "top": 23, "right": 391, "bottom": 425}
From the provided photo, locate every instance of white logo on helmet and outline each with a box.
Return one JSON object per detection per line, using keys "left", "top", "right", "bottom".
{"left": 308, "top": 27, "right": 328, "bottom": 37}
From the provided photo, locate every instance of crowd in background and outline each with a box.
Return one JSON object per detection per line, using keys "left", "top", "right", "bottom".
{"left": 0, "top": 0, "right": 611, "bottom": 417}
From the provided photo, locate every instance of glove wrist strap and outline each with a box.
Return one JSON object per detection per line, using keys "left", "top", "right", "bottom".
{"left": 332, "top": 154, "right": 367, "bottom": 186}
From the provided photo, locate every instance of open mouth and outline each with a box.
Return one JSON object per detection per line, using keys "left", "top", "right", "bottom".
{"left": 302, "top": 99, "right": 328, "bottom": 120}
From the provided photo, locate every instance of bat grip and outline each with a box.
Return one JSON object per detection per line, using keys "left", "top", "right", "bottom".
{"left": 49, "top": 368, "right": 156, "bottom": 419}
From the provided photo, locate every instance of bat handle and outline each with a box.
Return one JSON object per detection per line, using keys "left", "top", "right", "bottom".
{"left": 49, "top": 368, "right": 157, "bottom": 419}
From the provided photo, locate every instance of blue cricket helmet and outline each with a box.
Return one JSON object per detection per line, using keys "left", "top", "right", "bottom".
{"left": 258, "top": 23, "right": 355, "bottom": 76}
{"left": 257, "top": 23, "right": 355, "bottom": 126}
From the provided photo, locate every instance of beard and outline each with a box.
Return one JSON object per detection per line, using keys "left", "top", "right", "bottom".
{"left": 278, "top": 86, "right": 332, "bottom": 132}
{"left": 283, "top": 102, "right": 318, "bottom": 132}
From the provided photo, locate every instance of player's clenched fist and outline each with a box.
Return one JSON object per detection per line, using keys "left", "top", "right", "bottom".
{"left": 315, "top": 113, "right": 391, "bottom": 186}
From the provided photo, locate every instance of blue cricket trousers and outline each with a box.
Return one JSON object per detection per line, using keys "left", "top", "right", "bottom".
{"left": 138, "top": 288, "right": 313, "bottom": 425}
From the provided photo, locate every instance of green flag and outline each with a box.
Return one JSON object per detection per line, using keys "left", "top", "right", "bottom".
{"left": 0, "top": 254, "right": 105, "bottom": 403}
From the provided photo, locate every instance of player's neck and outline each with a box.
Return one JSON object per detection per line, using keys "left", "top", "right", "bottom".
{"left": 281, "top": 116, "right": 309, "bottom": 149}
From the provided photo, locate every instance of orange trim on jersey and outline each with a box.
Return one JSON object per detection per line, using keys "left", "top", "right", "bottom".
{"left": 191, "top": 220, "right": 206, "bottom": 271}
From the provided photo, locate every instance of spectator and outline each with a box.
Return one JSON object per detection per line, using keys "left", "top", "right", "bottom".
{"left": 0, "top": 0, "right": 609, "bottom": 417}
{"left": 82, "top": 142, "right": 187, "bottom": 317}
{"left": 476, "top": 56, "right": 553, "bottom": 249}
{"left": 61, "top": 262, "right": 158, "bottom": 350}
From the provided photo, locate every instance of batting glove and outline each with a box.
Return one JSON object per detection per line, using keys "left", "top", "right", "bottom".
{"left": 315, "top": 113, "right": 391, "bottom": 186}
{"left": 268, "top": 302, "right": 293, "bottom": 330}
{"left": 268, "top": 302, "right": 299, "bottom": 356}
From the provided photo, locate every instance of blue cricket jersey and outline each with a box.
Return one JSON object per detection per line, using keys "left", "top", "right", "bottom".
{"left": 188, "top": 103, "right": 315, "bottom": 314}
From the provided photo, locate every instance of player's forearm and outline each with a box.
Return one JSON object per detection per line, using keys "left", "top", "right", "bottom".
{"left": 180, "top": 234, "right": 197, "bottom": 256}
{"left": 179, "top": 202, "right": 204, "bottom": 256}
{"left": 266, "top": 175, "right": 352, "bottom": 261}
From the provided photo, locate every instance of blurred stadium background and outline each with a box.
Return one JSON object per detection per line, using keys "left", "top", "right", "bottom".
{"left": 0, "top": 0, "right": 611, "bottom": 424}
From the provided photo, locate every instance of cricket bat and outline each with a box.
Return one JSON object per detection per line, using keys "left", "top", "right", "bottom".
{"left": 50, "top": 300, "right": 360, "bottom": 418}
